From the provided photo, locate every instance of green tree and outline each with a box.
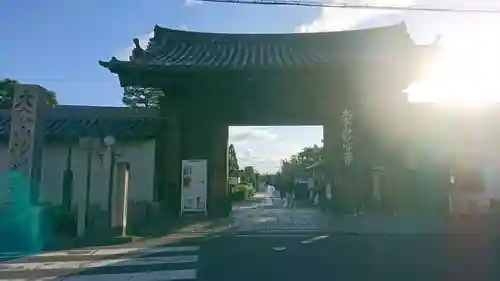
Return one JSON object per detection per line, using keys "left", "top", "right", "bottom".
{"left": 228, "top": 144, "right": 239, "bottom": 177}
{"left": 244, "top": 166, "right": 255, "bottom": 177}
{"left": 242, "top": 166, "right": 260, "bottom": 190}
{"left": 279, "top": 144, "right": 323, "bottom": 182}
{"left": 122, "top": 87, "right": 163, "bottom": 108}
{"left": 0, "top": 79, "right": 58, "bottom": 109}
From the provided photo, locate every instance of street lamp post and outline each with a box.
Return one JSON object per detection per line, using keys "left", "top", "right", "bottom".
{"left": 104, "top": 136, "right": 116, "bottom": 228}
{"left": 84, "top": 144, "right": 92, "bottom": 229}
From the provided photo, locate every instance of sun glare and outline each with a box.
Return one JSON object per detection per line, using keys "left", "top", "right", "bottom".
{"left": 408, "top": 30, "right": 500, "bottom": 107}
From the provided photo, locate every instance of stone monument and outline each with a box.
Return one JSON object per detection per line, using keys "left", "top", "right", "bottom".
{"left": 1, "top": 84, "right": 47, "bottom": 253}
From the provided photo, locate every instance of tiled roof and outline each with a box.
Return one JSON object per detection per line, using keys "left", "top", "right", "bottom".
{"left": 0, "top": 106, "right": 162, "bottom": 139}
{"left": 99, "top": 23, "right": 417, "bottom": 73}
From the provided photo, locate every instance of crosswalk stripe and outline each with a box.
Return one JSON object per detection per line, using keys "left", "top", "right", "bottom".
{"left": 34, "top": 245, "right": 200, "bottom": 258}
{"left": 92, "top": 245, "right": 200, "bottom": 256}
{"left": 1, "top": 268, "right": 197, "bottom": 281}
{"left": 0, "top": 245, "right": 201, "bottom": 281}
{"left": 0, "top": 255, "right": 199, "bottom": 271}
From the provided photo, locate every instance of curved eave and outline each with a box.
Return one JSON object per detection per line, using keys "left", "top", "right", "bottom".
{"left": 99, "top": 23, "right": 415, "bottom": 74}
{"left": 99, "top": 23, "right": 441, "bottom": 88}
{"left": 99, "top": 43, "right": 437, "bottom": 75}
{"left": 98, "top": 59, "right": 233, "bottom": 75}
{"left": 99, "top": 47, "right": 430, "bottom": 73}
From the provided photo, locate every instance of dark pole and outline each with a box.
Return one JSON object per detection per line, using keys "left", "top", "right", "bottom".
{"left": 62, "top": 145, "right": 74, "bottom": 214}
{"left": 107, "top": 146, "right": 116, "bottom": 228}
{"left": 84, "top": 148, "right": 92, "bottom": 228}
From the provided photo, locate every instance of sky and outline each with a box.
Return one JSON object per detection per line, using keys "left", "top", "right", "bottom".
{"left": 2, "top": 0, "right": 500, "bottom": 173}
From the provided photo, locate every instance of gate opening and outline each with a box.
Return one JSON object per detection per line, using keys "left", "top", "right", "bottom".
{"left": 228, "top": 126, "right": 323, "bottom": 206}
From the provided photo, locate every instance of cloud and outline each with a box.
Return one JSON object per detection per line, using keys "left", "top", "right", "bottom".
{"left": 228, "top": 126, "right": 321, "bottom": 173}
{"left": 184, "top": 0, "right": 202, "bottom": 7}
{"left": 228, "top": 127, "right": 280, "bottom": 172}
{"left": 114, "top": 32, "right": 154, "bottom": 61}
{"left": 297, "top": 0, "right": 500, "bottom": 43}
{"left": 234, "top": 142, "right": 301, "bottom": 174}
{"left": 297, "top": 0, "right": 500, "bottom": 103}
{"left": 229, "top": 126, "right": 277, "bottom": 143}
{"left": 296, "top": 0, "right": 414, "bottom": 33}
{"left": 238, "top": 148, "right": 268, "bottom": 165}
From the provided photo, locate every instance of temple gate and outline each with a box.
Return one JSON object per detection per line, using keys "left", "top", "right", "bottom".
{"left": 100, "top": 24, "right": 435, "bottom": 217}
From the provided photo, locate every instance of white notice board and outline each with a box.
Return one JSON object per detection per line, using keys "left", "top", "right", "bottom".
{"left": 181, "top": 159, "right": 208, "bottom": 216}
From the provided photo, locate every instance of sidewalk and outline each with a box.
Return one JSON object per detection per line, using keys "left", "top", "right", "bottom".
{"left": 228, "top": 193, "right": 500, "bottom": 236}
{"left": 43, "top": 214, "right": 232, "bottom": 251}
{"left": 325, "top": 214, "right": 500, "bottom": 236}
{"left": 232, "top": 192, "right": 275, "bottom": 211}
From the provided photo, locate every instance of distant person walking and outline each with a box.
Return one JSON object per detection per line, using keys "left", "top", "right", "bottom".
{"left": 285, "top": 181, "right": 295, "bottom": 208}
{"left": 279, "top": 185, "right": 286, "bottom": 200}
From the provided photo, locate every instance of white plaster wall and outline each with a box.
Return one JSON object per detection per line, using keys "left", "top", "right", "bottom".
{"left": 0, "top": 139, "right": 156, "bottom": 209}
{"left": 40, "top": 144, "right": 67, "bottom": 204}
{"left": 114, "top": 140, "right": 156, "bottom": 203}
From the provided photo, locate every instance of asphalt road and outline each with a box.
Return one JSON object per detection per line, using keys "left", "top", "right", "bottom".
{"left": 198, "top": 231, "right": 499, "bottom": 281}
{"left": 2, "top": 190, "right": 499, "bottom": 280}
{"left": 200, "top": 191, "right": 500, "bottom": 281}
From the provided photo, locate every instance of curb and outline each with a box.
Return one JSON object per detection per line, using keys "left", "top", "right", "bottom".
{"left": 220, "top": 229, "right": 498, "bottom": 237}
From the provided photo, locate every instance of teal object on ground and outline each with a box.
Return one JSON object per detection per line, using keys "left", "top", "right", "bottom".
{"left": 0, "top": 172, "right": 45, "bottom": 254}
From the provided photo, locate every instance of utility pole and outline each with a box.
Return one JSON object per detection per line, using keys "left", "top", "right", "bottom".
{"left": 103, "top": 135, "right": 117, "bottom": 229}
{"left": 199, "top": 0, "right": 500, "bottom": 14}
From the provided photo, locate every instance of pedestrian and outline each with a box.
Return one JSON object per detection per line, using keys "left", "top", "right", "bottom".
{"left": 318, "top": 184, "right": 328, "bottom": 212}
{"left": 279, "top": 185, "right": 286, "bottom": 200}
{"left": 285, "top": 181, "right": 295, "bottom": 208}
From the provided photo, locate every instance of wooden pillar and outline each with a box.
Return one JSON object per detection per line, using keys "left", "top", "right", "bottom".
{"left": 162, "top": 94, "right": 182, "bottom": 216}
{"left": 323, "top": 120, "right": 341, "bottom": 212}
{"left": 376, "top": 89, "right": 410, "bottom": 214}
{"left": 323, "top": 104, "right": 364, "bottom": 214}
{"left": 178, "top": 96, "right": 229, "bottom": 217}
{"left": 449, "top": 120, "right": 489, "bottom": 214}
{"left": 209, "top": 122, "right": 229, "bottom": 217}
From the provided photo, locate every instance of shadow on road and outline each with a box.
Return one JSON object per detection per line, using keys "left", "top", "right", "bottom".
{"left": 201, "top": 231, "right": 500, "bottom": 281}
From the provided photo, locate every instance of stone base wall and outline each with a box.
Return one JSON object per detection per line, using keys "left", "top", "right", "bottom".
{"left": 35, "top": 201, "right": 165, "bottom": 238}
{"left": 86, "top": 201, "right": 163, "bottom": 234}
{"left": 127, "top": 201, "right": 164, "bottom": 229}
{"left": 87, "top": 204, "right": 109, "bottom": 233}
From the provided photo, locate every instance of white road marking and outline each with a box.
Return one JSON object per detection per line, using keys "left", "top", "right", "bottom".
{"left": 301, "top": 235, "right": 329, "bottom": 244}
{"left": 92, "top": 246, "right": 200, "bottom": 256}
{"left": 0, "top": 269, "right": 197, "bottom": 281}
{"left": 34, "top": 245, "right": 200, "bottom": 257}
{"left": 246, "top": 229, "right": 323, "bottom": 233}
{"left": 235, "top": 234, "right": 313, "bottom": 238}
{"left": 0, "top": 255, "right": 198, "bottom": 271}
{"left": 5, "top": 276, "right": 55, "bottom": 281}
